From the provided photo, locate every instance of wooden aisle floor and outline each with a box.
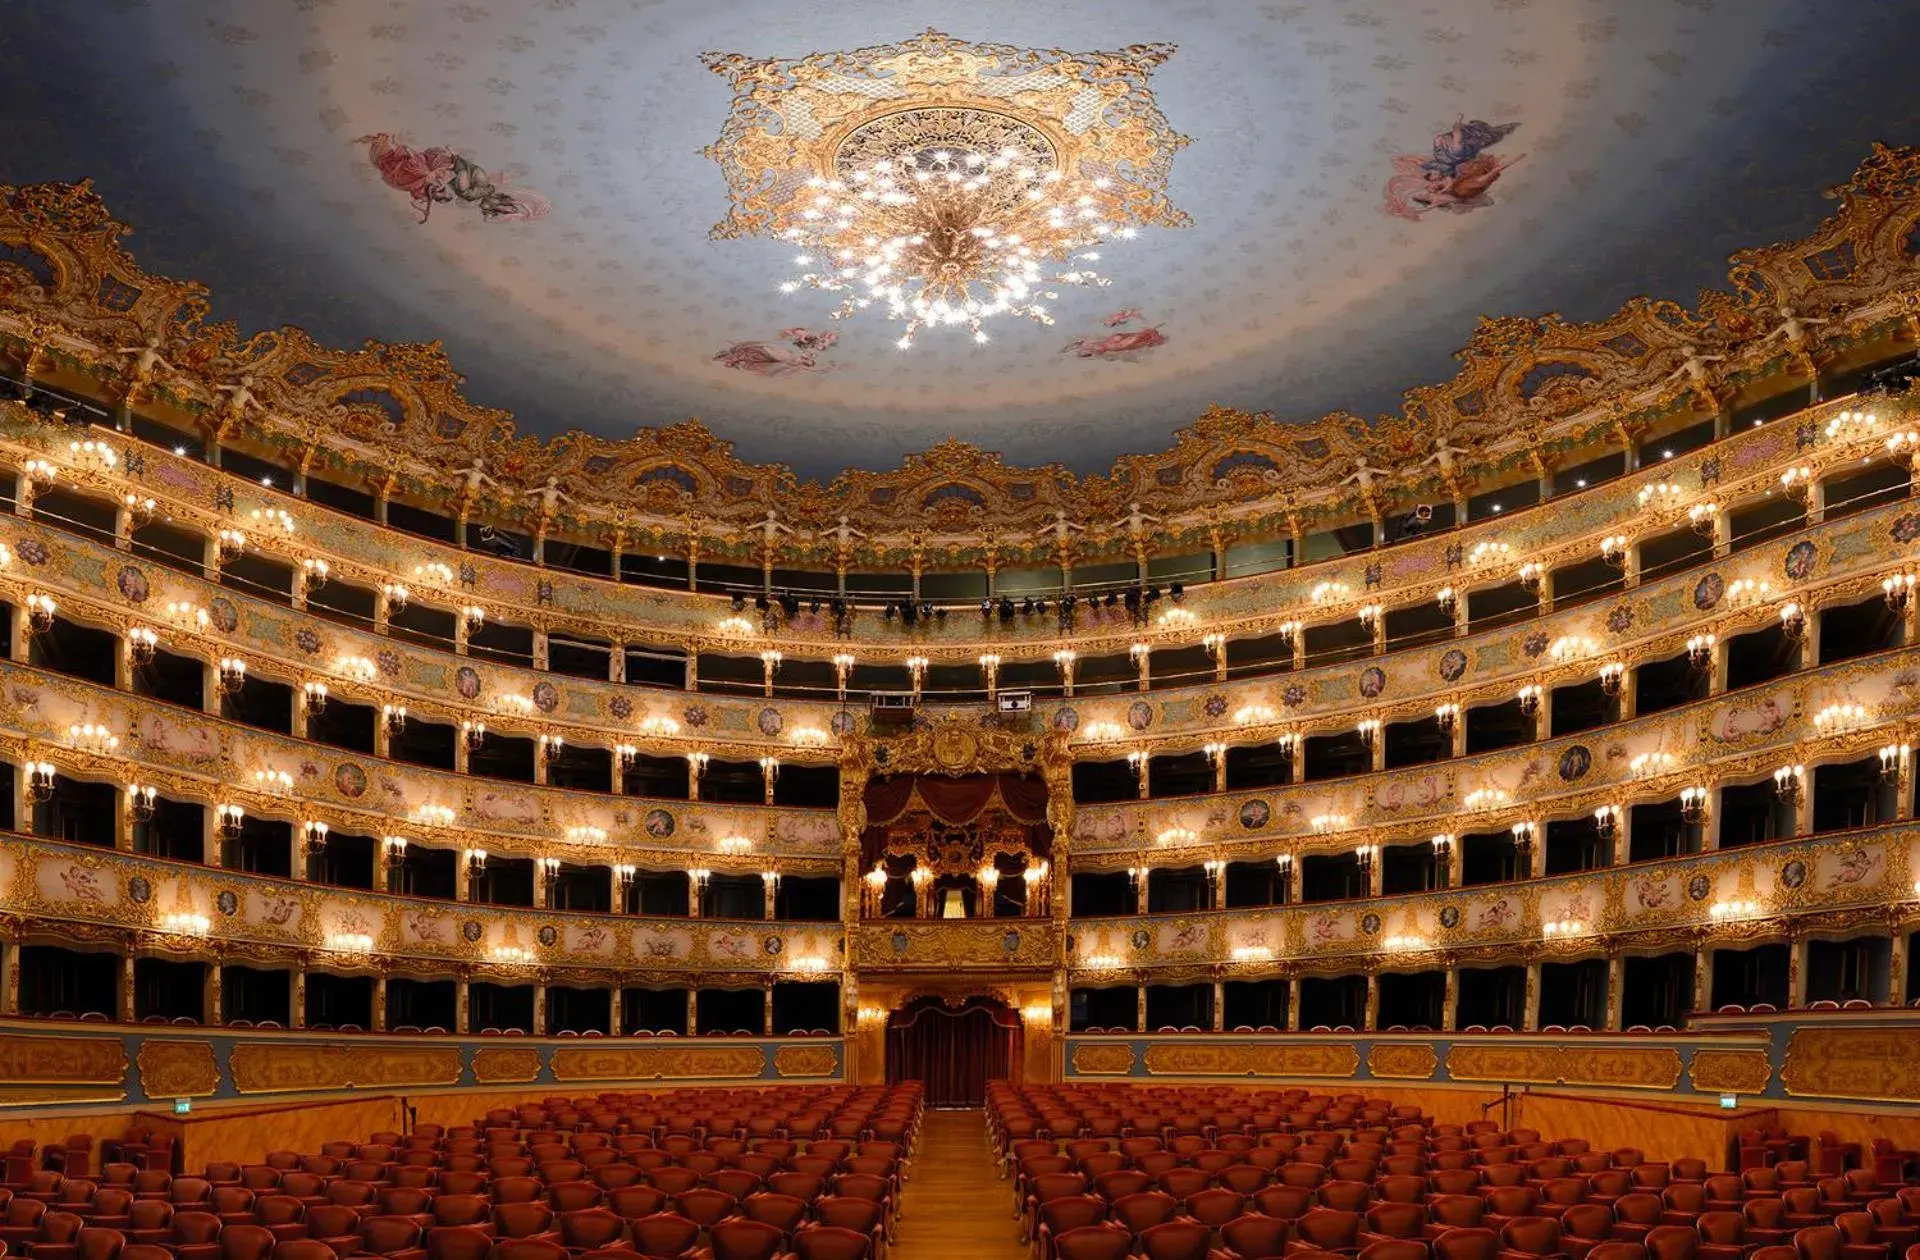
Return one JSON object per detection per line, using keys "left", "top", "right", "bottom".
{"left": 892, "top": 1109, "right": 1027, "bottom": 1260}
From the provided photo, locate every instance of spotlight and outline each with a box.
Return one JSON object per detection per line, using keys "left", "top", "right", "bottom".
{"left": 901, "top": 601, "right": 918, "bottom": 625}
{"left": 918, "top": 601, "right": 933, "bottom": 619}
{"left": 779, "top": 592, "right": 800, "bottom": 619}
{"left": 1035, "top": 599, "right": 1048, "bottom": 615}
{"left": 808, "top": 598, "right": 821, "bottom": 614}
{"left": 1022, "top": 598, "right": 1035, "bottom": 616}
{"left": 1123, "top": 589, "right": 1140, "bottom": 610}
{"left": 980, "top": 598, "right": 993, "bottom": 617}
{"left": 1169, "top": 583, "right": 1185, "bottom": 603}
{"left": 1147, "top": 585, "right": 1162, "bottom": 603}
{"left": 754, "top": 594, "right": 770, "bottom": 613}
{"left": 730, "top": 594, "right": 746, "bottom": 613}
{"left": 884, "top": 602, "right": 899, "bottom": 621}
{"left": 1105, "top": 591, "right": 1117, "bottom": 608}
{"left": 934, "top": 607, "right": 947, "bottom": 621}
{"left": 998, "top": 597, "right": 1015, "bottom": 622}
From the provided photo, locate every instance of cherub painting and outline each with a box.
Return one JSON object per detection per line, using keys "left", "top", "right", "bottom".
{"left": 357, "top": 133, "right": 551, "bottom": 224}
{"left": 714, "top": 327, "right": 841, "bottom": 377}
{"left": 1063, "top": 309, "right": 1169, "bottom": 361}
{"left": 1383, "top": 116, "right": 1524, "bottom": 220}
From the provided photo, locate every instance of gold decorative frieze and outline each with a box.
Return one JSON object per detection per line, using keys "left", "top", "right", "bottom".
{"left": 849, "top": 920, "right": 1061, "bottom": 970}
{"left": 1688, "top": 1048, "right": 1774, "bottom": 1096}
{"left": 1367, "top": 1043, "right": 1439, "bottom": 1081}
{"left": 136, "top": 1039, "right": 219, "bottom": 1099}
{"left": 550, "top": 1044, "right": 768, "bottom": 1082}
{"left": 1782, "top": 1025, "right": 1920, "bottom": 1101}
{"left": 471, "top": 1047, "right": 543, "bottom": 1085}
{"left": 1071, "top": 1042, "right": 1137, "bottom": 1076}
{"left": 1142, "top": 1041, "right": 1358, "bottom": 1079}
{"left": 1446, "top": 1042, "right": 1682, "bottom": 1091}
{"left": 228, "top": 1042, "right": 461, "bottom": 1094}
{"left": 772, "top": 1044, "right": 839, "bottom": 1078}
{"left": 0, "top": 1033, "right": 126, "bottom": 1085}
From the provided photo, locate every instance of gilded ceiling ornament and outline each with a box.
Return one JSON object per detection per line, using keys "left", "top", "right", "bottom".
{"left": 701, "top": 29, "right": 1189, "bottom": 346}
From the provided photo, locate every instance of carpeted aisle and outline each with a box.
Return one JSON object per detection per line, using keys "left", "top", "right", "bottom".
{"left": 892, "top": 1109, "right": 1027, "bottom": 1260}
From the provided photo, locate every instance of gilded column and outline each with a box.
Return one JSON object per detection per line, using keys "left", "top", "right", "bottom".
{"left": 1605, "top": 953, "right": 1625, "bottom": 1031}
{"left": 1693, "top": 946, "right": 1712, "bottom": 1015}
{"left": 291, "top": 967, "right": 307, "bottom": 1030}
{"left": 1441, "top": 968, "right": 1458, "bottom": 1032}
{"left": 1135, "top": 983, "right": 1147, "bottom": 1034}
{"left": 764, "top": 980, "right": 776, "bottom": 1037}
{"left": 0, "top": 937, "right": 17, "bottom": 1016}
{"left": 204, "top": 961, "right": 221, "bottom": 1027}
{"left": 1211, "top": 980, "right": 1225, "bottom": 1033}
{"left": 119, "top": 952, "right": 136, "bottom": 1023}
{"left": 1364, "top": 973, "right": 1380, "bottom": 1032}
{"left": 1887, "top": 924, "right": 1909, "bottom": 1007}
{"left": 1786, "top": 935, "right": 1807, "bottom": 1010}
{"left": 1622, "top": 542, "right": 1642, "bottom": 590}
{"left": 532, "top": 983, "right": 546, "bottom": 1036}
{"left": 1712, "top": 512, "right": 1732, "bottom": 561}
{"left": 686, "top": 990, "right": 699, "bottom": 1037}
{"left": 371, "top": 974, "right": 387, "bottom": 1032}
{"left": 1286, "top": 976, "right": 1302, "bottom": 1032}
{"left": 1522, "top": 962, "right": 1541, "bottom": 1031}
{"left": 453, "top": 975, "right": 468, "bottom": 1035}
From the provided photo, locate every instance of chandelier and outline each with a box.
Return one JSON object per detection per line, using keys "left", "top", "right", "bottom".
{"left": 777, "top": 110, "right": 1133, "bottom": 347}
{"left": 704, "top": 30, "right": 1189, "bottom": 350}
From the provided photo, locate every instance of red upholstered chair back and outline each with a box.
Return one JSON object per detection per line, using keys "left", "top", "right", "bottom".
{"left": 1432, "top": 1226, "right": 1501, "bottom": 1260}
{"left": 1218, "top": 1214, "right": 1290, "bottom": 1260}
{"left": 790, "top": 1224, "right": 871, "bottom": 1260}
{"left": 1588, "top": 1246, "right": 1650, "bottom": 1260}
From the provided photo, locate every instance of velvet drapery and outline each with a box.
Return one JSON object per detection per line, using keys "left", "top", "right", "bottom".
{"left": 860, "top": 772, "right": 1052, "bottom": 868}
{"left": 883, "top": 996, "right": 1022, "bottom": 1107}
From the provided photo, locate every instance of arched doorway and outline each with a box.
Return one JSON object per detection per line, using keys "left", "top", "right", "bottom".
{"left": 884, "top": 995, "right": 1022, "bottom": 1108}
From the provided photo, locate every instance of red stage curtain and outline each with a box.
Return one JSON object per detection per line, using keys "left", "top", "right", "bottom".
{"left": 884, "top": 996, "right": 1021, "bottom": 1107}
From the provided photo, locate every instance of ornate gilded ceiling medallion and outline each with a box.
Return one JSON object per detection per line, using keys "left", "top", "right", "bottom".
{"left": 702, "top": 29, "right": 1189, "bottom": 347}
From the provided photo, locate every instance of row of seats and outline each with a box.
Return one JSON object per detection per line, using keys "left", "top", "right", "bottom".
{"left": 0, "top": 1083, "right": 923, "bottom": 1260}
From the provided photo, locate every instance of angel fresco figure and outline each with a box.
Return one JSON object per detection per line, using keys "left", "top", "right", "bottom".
{"left": 1063, "top": 323, "right": 1169, "bottom": 361}
{"left": 1383, "top": 116, "right": 1525, "bottom": 220}
{"left": 1764, "top": 303, "right": 1830, "bottom": 373}
{"left": 212, "top": 374, "right": 263, "bottom": 436}
{"left": 114, "top": 334, "right": 174, "bottom": 396}
{"left": 714, "top": 327, "right": 841, "bottom": 377}
{"left": 522, "top": 474, "right": 573, "bottom": 537}
{"left": 357, "top": 133, "right": 551, "bottom": 224}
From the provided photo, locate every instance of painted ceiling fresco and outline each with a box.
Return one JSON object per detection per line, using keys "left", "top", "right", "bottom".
{"left": 1, "top": 1, "right": 1917, "bottom": 476}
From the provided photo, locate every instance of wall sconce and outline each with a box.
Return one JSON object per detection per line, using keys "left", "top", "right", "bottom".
{"left": 337, "top": 653, "right": 377, "bottom": 683}
{"left": 1468, "top": 540, "right": 1511, "bottom": 568}
{"left": 565, "top": 825, "right": 608, "bottom": 846}
{"left": 1202, "top": 632, "right": 1227, "bottom": 661}
{"left": 1430, "top": 833, "right": 1454, "bottom": 861}
{"left": 216, "top": 528, "right": 248, "bottom": 562}
{"left": 128, "top": 626, "right": 159, "bottom": 665}
{"left": 639, "top": 714, "right": 679, "bottom": 737}
{"left": 538, "top": 733, "right": 564, "bottom": 765}
{"left": 217, "top": 657, "right": 248, "bottom": 695}
{"left": 301, "top": 557, "right": 329, "bottom": 590}
{"left": 127, "top": 782, "right": 156, "bottom": 822}
{"left": 1436, "top": 586, "right": 1456, "bottom": 615}
{"left": 833, "top": 652, "right": 856, "bottom": 701}
{"left": 215, "top": 803, "right": 245, "bottom": 841}
{"left": 1275, "top": 731, "right": 1299, "bottom": 758}
{"left": 383, "top": 835, "right": 408, "bottom": 868}
{"left": 1310, "top": 580, "right": 1350, "bottom": 604}
{"left": 1127, "top": 749, "right": 1148, "bottom": 780}
{"left": 1357, "top": 604, "right": 1383, "bottom": 632}
{"left": 302, "top": 820, "right": 330, "bottom": 857}
{"left": 1629, "top": 751, "right": 1676, "bottom": 778}
{"left": 759, "top": 755, "right": 780, "bottom": 784}
{"left": 1825, "top": 407, "right": 1879, "bottom": 442}
{"left": 1773, "top": 764, "right": 1805, "bottom": 802}
{"left": 1779, "top": 465, "right": 1814, "bottom": 502}
{"left": 1637, "top": 479, "right": 1683, "bottom": 511}
{"left": 1686, "top": 634, "right": 1716, "bottom": 669}
{"left": 1202, "top": 741, "right": 1227, "bottom": 768}
{"left": 906, "top": 865, "right": 929, "bottom": 894}
{"left": 1542, "top": 918, "right": 1585, "bottom": 938}
{"left": 762, "top": 868, "right": 782, "bottom": 898}
{"left": 717, "top": 615, "right": 756, "bottom": 637}
{"left": 1126, "top": 642, "right": 1150, "bottom": 671}
{"left": 1688, "top": 501, "right": 1720, "bottom": 536}
{"left": 1052, "top": 649, "right": 1076, "bottom": 687}
{"left": 977, "top": 653, "right": 1000, "bottom": 698}
{"left": 250, "top": 506, "right": 293, "bottom": 538}
{"left": 613, "top": 864, "right": 635, "bottom": 902}
{"left": 1598, "top": 662, "right": 1626, "bottom": 696}
{"left": 1434, "top": 702, "right": 1459, "bottom": 734}
{"left": 67, "top": 722, "right": 119, "bottom": 754}
{"left": 1156, "top": 606, "right": 1197, "bottom": 629}
{"left": 1463, "top": 787, "right": 1509, "bottom": 810}
{"left": 1778, "top": 601, "right": 1806, "bottom": 640}
{"left": 1812, "top": 702, "right": 1866, "bottom": 733}
{"left": 1886, "top": 573, "right": 1916, "bottom": 612}
{"left": 463, "top": 847, "right": 488, "bottom": 878}
{"left": 382, "top": 704, "right": 408, "bottom": 735}
{"left": 1726, "top": 578, "right": 1773, "bottom": 607}
{"left": 1600, "top": 535, "right": 1630, "bottom": 568}
{"left": 461, "top": 720, "right": 486, "bottom": 752}
{"left": 1311, "top": 814, "right": 1348, "bottom": 835}
{"left": 1203, "top": 858, "right": 1226, "bottom": 886}
{"left": 978, "top": 864, "right": 1000, "bottom": 898}
{"left": 380, "top": 581, "right": 410, "bottom": 613}
{"left": 1550, "top": 635, "right": 1597, "bottom": 662}
{"left": 1510, "top": 821, "right": 1536, "bottom": 857}
{"left": 1234, "top": 704, "right": 1276, "bottom": 727}
{"left": 1679, "top": 785, "right": 1708, "bottom": 822}
{"left": 24, "top": 593, "right": 56, "bottom": 635}
{"left": 24, "top": 760, "right": 55, "bottom": 803}
{"left": 414, "top": 803, "right": 456, "bottom": 828}
{"left": 22, "top": 458, "right": 56, "bottom": 486}
{"left": 1276, "top": 620, "right": 1300, "bottom": 650}
{"left": 414, "top": 561, "right": 454, "bottom": 587}
{"left": 1356, "top": 718, "right": 1380, "bottom": 748}
{"left": 718, "top": 834, "right": 753, "bottom": 856}
{"left": 904, "top": 655, "right": 927, "bottom": 696}
{"left": 687, "top": 751, "right": 710, "bottom": 788}
{"left": 1516, "top": 563, "right": 1543, "bottom": 592}
{"left": 1709, "top": 899, "right": 1762, "bottom": 921}
{"left": 1354, "top": 844, "right": 1376, "bottom": 875}
{"left": 1593, "top": 804, "right": 1621, "bottom": 840}
{"left": 1880, "top": 743, "right": 1909, "bottom": 783}
{"left": 760, "top": 649, "right": 784, "bottom": 696}
{"left": 461, "top": 604, "right": 486, "bottom": 634}
{"left": 1887, "top": 429, "right": 1920, "bottom": 463}
{"left": 613, "top": 742, "right": 638, "bottom": 772}
{"left": 1516, "top": 684, "right": 1542, "bottom": 716}
{"left": 537, "top": 856, "right": 560, "bottom": 895}
{"left": 251, "top": 768, "right": 292, "bottom": 794}
{"left": 1128, "top": 864, "right": 1149, "bottom": 895}
{"left": 160, "top": 910, "right": 212, "bottom": 938}
{"left": 1157, "top": 826, "right": 1198, "bottom": 847}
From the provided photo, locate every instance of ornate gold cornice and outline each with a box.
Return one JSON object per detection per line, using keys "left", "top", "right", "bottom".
{"left": 0, "top": 146, "right": 1917, "bottom": 566}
